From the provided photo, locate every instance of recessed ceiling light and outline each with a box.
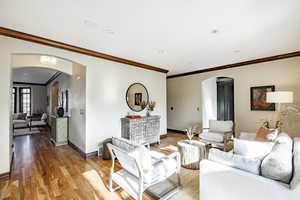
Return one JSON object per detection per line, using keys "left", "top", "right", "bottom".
{"left": 40, "top": 56, "right": 57, "bottom": 65}
{"left": 83, "top": 19, "right": 99, "bottom": 29}
{"left": 157, "top": 49, "right": 165, "bottom": 54}
{"left": 211, "top": 29, "right": 219, "bottom": 34}
{"left": 103, "top": 27, "right": 115, "bottom": 35}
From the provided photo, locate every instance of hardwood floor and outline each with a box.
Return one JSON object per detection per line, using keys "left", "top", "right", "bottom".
{"left": 0, "top": 130, "right": 187, "bottom": 200}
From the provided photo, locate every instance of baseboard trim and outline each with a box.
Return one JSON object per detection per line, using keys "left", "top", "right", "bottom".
{"left": 167, "top": 129, "right": 185, "bottom": 134}
{"left": 160, "top": 134, "right": 168, "bottom": 139}
{"left": 0, "top": 172, "right": 10, "bottom": 183}
{"left": 68, "top": 140, "right": 86, "bottom": 158}
{"left": 85, "top": 151, "right": 98, "bottom": 158}
{"left": 68, "top": 140, "right": 98, "bottom": 159}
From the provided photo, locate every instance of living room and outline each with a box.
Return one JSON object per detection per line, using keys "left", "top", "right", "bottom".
{"left": 0, "top": 1, "right": 300, "bottom": 200}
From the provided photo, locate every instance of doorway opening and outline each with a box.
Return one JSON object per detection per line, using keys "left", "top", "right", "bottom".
{"left": 11, "top": 54, "right": 86, "bottom": 153}
{"left": 201, "top": 76, "right": 234, "bottom": 130}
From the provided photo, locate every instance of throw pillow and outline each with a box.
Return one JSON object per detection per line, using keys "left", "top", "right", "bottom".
{"left": 41, "top": 113, "right": 48, "bottom": 121}
{"left": 255, "top": 127, "right": 278, "bottom": 141}
{"left": 128, "top": 145, "right": 153, "bottom": 174}
{"left": 261, "top": 133, "right": 293, "bottom": 184}
{"left": 209, "top": 148, "right": 261, "bottom": 175}
{"left": 234, "top": 138, "right": 274, "bottom": 159}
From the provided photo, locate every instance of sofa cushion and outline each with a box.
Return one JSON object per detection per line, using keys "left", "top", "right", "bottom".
{"left": 261, "top": 133, "right": 293, "bottom": 184}
{"left": 200, "top": 132, "right": 224, "bottom": 143}
{"left": 209, "top": 120, "right": 233, "bottom": 133}
{"left": 234, "top": 138, "right": 274, "bottom": 159}
{"left": 208, "top": 148, "right": 261, "bottom": 175}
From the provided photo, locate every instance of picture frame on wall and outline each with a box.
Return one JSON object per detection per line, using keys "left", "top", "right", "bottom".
{"left": 250, "top": 85, "right": 275, "bottom": 111}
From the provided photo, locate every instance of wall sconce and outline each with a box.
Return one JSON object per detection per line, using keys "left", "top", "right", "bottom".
{"left": 76, "top": 75, "right": 81, "bottom": 80}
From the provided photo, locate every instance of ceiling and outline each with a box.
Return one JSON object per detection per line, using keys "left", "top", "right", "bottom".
{"left": 13, "top": 67, "right": 58, "bottom": 84}
{"left": 1, "top": 0, "right": 300, "bottom": 75}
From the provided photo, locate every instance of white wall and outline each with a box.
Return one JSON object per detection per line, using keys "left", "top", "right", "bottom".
{"left": 0, "top": 36, "right": 167, "bottom": 174}
{"left": 13, "top": 84, "right": 47, "bottom": 114}
{"left": 202, "top": 77, "right": 217, "bottom": 128}
{"left": 46, "top": 66, "right": 87, "bottom": 152}
{"left": 167, "top": 57, "right": 300, "bottom": 138}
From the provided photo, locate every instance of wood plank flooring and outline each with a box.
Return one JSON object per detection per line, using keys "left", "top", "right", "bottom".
{"left": 0, "top": 130, "right": 188, "bottom": 200}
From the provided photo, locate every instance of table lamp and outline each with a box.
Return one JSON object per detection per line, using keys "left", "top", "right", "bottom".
{"left": 266, "top": 91, "right": 293, "bottom": 128}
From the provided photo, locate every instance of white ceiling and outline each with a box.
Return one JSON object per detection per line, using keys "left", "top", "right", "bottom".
{"left": 1, "top": 0, "right": 300, "bottom": 75}
{"left": 13, "top": 67, "right": 58, "bottom": 84}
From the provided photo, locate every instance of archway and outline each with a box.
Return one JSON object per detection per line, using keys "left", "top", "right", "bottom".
{"left": 201, "top": 76, "right": 234, "bottom": 129}
{"left": 10, "top": 54, "right": 86, "bottom": 152}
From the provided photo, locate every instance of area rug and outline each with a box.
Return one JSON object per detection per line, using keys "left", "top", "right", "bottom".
{"left": 83, "top": 168, "right": 199, "bottom": 200}
{"left": 13, "top": 127, "right": 41, "bottom": 136}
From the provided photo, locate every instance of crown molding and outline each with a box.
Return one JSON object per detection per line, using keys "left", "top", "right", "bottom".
{"left": 0, "top": 27, "right": 169, "bottom": 73}
{"left": 167, "top": 51, "right": 300, "bottom": 79}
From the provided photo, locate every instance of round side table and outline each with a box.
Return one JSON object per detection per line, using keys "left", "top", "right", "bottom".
{"left": 177, "top": 140, "right": 210, "bottom": 170}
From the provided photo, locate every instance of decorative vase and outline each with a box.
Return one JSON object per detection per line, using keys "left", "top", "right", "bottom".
{"left": 57, "top": 107, "right": 64, "bottom": 117}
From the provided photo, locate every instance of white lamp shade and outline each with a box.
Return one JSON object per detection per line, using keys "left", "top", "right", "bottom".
{"left": 266, "top": 91, "right": 294, "bottom": 103}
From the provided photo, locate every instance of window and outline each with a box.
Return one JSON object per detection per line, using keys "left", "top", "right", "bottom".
{"left": 12, "top": 87, "right": 17, "bottom": 113}
{"left": 19, "top": 87, "right": 31, "bottom": 114}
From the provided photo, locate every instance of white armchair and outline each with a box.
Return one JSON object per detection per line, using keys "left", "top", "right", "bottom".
{"left": 107, "top": 138, "right": 181, "bottom": 200}
{"left": 199, "top": 120, "right": 234, "bottom": 151}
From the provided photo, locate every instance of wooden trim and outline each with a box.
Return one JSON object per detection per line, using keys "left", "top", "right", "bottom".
{"left": 45, "top": 72, "right": 62, "bottom": 85}
{"left": 68, "top": 140, "right": 97, "bottom": 159}
{"left": 85, "top": 151, "right": 98, "bottom": 158}
{"left": 13, "top": 81, "right": 46, "bottom": 86}
{"left": 167, "top": 51, "right": 300, "bottom": 79}
{"left": 167, "top": 128, "right": 185, "bottom": 134}
{"left": 0, "top": 27, "right": 168, "bottom": 73}
{"left": 68, "top": 140, "right": 86, "bottom": 158}
{"left": 0, "top": 172, "right": 10, "bottom": 183}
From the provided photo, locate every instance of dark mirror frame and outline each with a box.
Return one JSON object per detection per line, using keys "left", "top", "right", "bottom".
{"left": 126, "top": 83, "right": 149, "bottom": 112}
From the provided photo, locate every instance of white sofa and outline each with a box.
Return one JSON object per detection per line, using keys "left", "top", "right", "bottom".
{"left": 200, "top": 136, "right": 300, "bottom": 200}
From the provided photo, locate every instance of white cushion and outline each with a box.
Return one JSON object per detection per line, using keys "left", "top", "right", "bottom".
{"left": 261, "top": 133, "right": 293, "bottom": 184}
{"left": 128, "top": 145, "right": 153, "bottom": 175}
{"left": 209, "top": 148, "right": 261, "bottom": 175}
{"left": 233, "top": 138, "right": 274, "bottom": 159}
{"left": 145, "top": 152, "right": 177, "bottom": 184}
{"left": 200, "top": 132, "right": 224, "bottom": 143}
{"left": 31, "top": 121, "right": 47, "bottom": 126}
{"left": 209, "top": 120, "right": 233, "bottom": 133}
{"left": 239, "top": 132, "right": 256, "bottom": 141}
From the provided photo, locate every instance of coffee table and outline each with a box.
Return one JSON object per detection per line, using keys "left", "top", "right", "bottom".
{"left": 177, "top": 140, "right": 211, "bottom": 170}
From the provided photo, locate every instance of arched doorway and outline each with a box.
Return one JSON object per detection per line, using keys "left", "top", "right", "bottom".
{"left": 201, "top": 76, "right": 234, "bottom": 129}
{"left": 10, "top": 54, "right": 86, "bottom": 152}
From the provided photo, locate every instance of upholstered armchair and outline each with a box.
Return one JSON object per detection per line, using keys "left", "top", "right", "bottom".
{"left": 107, "top": 137, "right": 181, "bottom": 200}
{"left": 199, "top": 120, "right": 234, "bottom": 151}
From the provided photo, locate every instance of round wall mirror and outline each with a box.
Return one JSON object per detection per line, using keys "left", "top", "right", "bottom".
{"left": 126, "top": 83, "right": 149, "bottom": 112}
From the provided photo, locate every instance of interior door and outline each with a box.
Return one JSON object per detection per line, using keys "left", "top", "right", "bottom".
{"left": 217, "top": 78, "right": 234, "bottom": 121}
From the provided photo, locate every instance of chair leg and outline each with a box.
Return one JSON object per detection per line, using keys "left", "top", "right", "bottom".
{"left": 177, "top": 172, "right": 181, "bottom": 188}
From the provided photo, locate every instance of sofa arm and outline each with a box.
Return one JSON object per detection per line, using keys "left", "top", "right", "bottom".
{"left": 200, "top": 160, "right": 294, "bottom": 200}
